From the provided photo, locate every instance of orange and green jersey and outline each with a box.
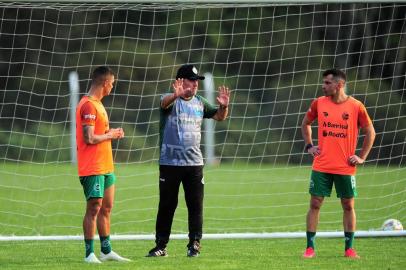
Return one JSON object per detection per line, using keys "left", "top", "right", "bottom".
{"left": 76, "top": 95, "right": 114, "bottom": 176}
{"left": 306, "top": 96, "right": 372, "bottom": 175}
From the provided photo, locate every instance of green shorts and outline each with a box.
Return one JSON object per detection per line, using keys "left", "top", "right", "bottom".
{"left": 309, "top": 170, "right": 357, "bottom": 198}
{"left": 79, "top": 173, "right": 116, "bottom": 200}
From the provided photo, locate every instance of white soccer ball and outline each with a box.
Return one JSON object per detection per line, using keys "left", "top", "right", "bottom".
{"left": 381, "top": 219, "right": 403, "bottom": 231}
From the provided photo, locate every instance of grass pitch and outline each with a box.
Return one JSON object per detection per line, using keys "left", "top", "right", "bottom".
{"left": 0, "top": 238, "right": 405, "bottom": 270}
{"left": 0, "top": 163, "right": 405, "bottom": 269}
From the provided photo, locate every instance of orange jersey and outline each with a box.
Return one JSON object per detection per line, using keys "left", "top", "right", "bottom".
{"left": 76, "top": 96, "right": 114, "bottom": 176}
{"left": 306, "top": 96, "right": 372, "bottom": 175}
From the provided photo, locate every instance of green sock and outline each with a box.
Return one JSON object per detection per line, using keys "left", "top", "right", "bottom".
{"left": 344, "top": 231, "right": 354, "bottom": 250}
{"left": 84, "top": 239, "right": 94, "bottom": 257}
{"left": 100, "top": 235, "right": 112, "bottom": 255}
{"left": 306, "top": 231, "right": 316, "bottom": 249}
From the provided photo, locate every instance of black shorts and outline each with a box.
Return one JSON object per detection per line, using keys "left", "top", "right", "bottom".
{"left": 159, "top": 165, "right": 204, "bottom": 185}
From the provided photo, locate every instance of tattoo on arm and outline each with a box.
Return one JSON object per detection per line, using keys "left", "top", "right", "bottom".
{"left": 83, "top": 125, "right": 95, "bottom": 144}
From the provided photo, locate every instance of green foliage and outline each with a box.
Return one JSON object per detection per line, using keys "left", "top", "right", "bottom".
{"left": 0, "top": 123, "right": 70, "bottom": 163}
{"left": 0, "top": 3, "right": 404, "bottom": 163}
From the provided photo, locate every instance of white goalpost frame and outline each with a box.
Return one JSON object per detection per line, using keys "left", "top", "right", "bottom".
{"left": 1, "top": 231, "right": 406, "bottom": 242}
{"left": 68, "top": 71, "right": 79, "bottom": 164}
{"left": 0, "top": 1, "right": 405, "bottom": 241}
{"left": 7, "top": 0, "right": 406, "bottom": 3}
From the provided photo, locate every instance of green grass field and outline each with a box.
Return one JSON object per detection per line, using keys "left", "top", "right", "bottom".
{"left": 0, "top": 163, "right": 405, "bottom": 269}
{"left": 1, "top": 238, "right": 405, "bottom": 269}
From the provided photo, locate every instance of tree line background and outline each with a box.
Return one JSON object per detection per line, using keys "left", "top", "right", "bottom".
{"left": 0, "top": 2, "right": 405, "bottom": 166}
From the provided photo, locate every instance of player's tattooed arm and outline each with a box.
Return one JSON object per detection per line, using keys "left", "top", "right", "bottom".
{"left": 83, "top": 125, "right": 124, "bottom": 144}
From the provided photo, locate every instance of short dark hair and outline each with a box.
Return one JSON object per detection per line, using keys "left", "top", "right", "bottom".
{"left": 91, "top": 66, "right": 115, "bottom": 85}
{"left": 322, "top": 68, "right": 346, "bottom": 82}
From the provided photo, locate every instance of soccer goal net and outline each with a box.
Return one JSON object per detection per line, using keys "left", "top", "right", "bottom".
{"left": 0, "top": 1, "right": 405, "bottom": 240}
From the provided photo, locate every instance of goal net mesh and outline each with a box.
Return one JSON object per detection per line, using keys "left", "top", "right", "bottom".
{"left": 0, "top": 2, "right": 405, "bottom": 236}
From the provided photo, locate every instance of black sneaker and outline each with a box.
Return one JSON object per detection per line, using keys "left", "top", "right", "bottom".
{"left": 187, "top": 241, "right": 201, "bottom": 257}
{"left": 146, "top": 246, "right": 168, "bottom": 257}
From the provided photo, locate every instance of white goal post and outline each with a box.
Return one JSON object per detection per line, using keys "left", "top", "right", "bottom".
{"left": 0, "top": 1, "right": 405, "bottom": 241}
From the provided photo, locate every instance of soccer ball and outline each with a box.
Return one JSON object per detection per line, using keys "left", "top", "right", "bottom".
{"left": 381, "top": 219, "right": 403, "bottom": 231}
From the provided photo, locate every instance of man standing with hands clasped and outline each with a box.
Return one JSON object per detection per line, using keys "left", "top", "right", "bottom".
{"left": 301, "top": 68, "right": 375, "bottom": 259}
{"left": 147, "top": 64, "right": 230, "bottom": 257}
{"left": 76, "top": 66, "right": 130, "bottom": 263}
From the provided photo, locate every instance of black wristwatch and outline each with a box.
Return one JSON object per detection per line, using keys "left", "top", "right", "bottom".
{"left": 305, "top": 143, "right": 313, "bottom": 152}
